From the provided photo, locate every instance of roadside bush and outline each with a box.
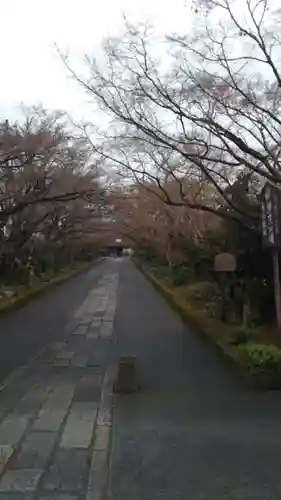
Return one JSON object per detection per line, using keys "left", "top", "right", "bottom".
{"left": 230, "top": 326, "right": 260, "bottom": 345}
{"left": 184, "top": 281, "right": 220, "bottom": 302}
{"left": 236, "top": 344, "right": 281, "bottom": 374}
{"left": 135, "top": 246, "right": 159, "bottom": 263}
{"left": 150, "top": 265, "right": 170, "bottom": 280}
{"left": 204, "top": 295, "right": 223, "bottom": 318}
{"left": 170, "top": 266, "right": 192, "bottom": 287}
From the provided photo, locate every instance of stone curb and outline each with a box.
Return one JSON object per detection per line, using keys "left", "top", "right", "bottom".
{"left": 87, "top": 363, "right": 115, "bottom": 500}
{"left": 93, "top": 281, "right": 119, "bottom": 500}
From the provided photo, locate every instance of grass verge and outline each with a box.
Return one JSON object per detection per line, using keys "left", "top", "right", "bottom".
{"left": 0, "top": 259, "right": 102, "bottom": 316}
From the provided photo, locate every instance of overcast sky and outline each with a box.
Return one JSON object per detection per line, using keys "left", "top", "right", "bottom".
{"left": 0, "top": 0, "right": 190, "bottom": 122}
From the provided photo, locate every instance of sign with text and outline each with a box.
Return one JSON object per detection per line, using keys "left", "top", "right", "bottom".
{"left": 260, "top": 183, "right": 281, "bottom": 248}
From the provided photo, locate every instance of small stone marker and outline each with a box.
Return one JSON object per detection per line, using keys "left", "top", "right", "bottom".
{"left": 113, "top": 356, "right": 139, "bottom": 394}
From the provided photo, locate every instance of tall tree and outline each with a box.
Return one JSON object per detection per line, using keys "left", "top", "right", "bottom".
{"left": 68, "top": 0, "right": 280, "bottom": 231}
{"left": 0, "top": 109, "right": 106, "bottom": 283}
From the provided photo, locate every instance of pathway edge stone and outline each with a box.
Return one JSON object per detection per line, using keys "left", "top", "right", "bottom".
{"left": 86, "top": 361, "right": 115, "bottom": 500}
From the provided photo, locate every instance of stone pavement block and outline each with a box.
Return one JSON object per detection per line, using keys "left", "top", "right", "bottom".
{"left": 66, "top": 337, "right": 85, "bottom": 349}
{"left": 99, "top": 298, "right": 108, "bottom": 307}
{"left": 51, "top": 385, "right": 75, "bottom": 402}
{"left": 73, "top": 376, "right": 102, "bottom": 402}
{"left": 60, "top": 404, "right": 97, "bottom": 448}
{"left": 0, "top": 444, "right": 14, "bottom": 475}
{"left": 10, "top": 451, "right": 48, "bottom": 469}
{"left": 41, "top": 386, "right": 74, "bottom": 412}
{"left": 11, "top": 432, "right": 56, "bottom": 469}
{"left": 86, "top": 331, "right": 99, "bottom": 340}
{"left": 0, "top": 382, "right": 32, "bottom": 416}
{"left": 60, "top": 420, "right": 95, "bottom": 449}
{"left": 69, "top": 401, "right": 99, "bottom": 420}
{"left": 72, "top": 325, "right": 88, "bottom": 336}
{"left": 92, "top": 312, "right": 104, "bottom": 319}
{"left": 96, "top": 311, "right": 107, "bottom": 317}
{"left": 90, "top": 320, "right": 102, "bottom": 328}
{"left": 95, "top": 337, "right": 111, "bottom": 349}
{"left": 76, "top": 339, "right": 96, "bottom": 353}
{"left": 32, "top": 410, "right": 67, "bottom": 432}
{"left": 78, "top": 316, "right": 92, "bottom": 325}
{"left": 15, "top": 386, "right": 50, "bottom": 415}
{"left": 70, "top": 356, "right": 88, "bottom": 368}
{"left": 56, "top": 351, "right": 74, "bottom": 360}
{"left": 42, "top": 449, "right": 88, "bottom": 491}
{"left": 100, "top": 322, "right": 113, "bottom": 338}
{"left": 106, "top": 304, "right": 116, "bottom": 313}
{"left": 0, "top": 416, "right": 30, "bottom": 445}
{"left": 54, "top": 359, "right": 70, "bottom": 367}
{"left": 86, "top": 450, "right": 107, "bottom": 500}
{"left": 87, "top": 302, "right": 98, "bottom": 313}
{"left": 103, "top": 314, "right": 114, "bottom": 322}
{"left": 50, "top": 342, "right": 66, "bottom": 351}
{"left": 0, "top": 469, "right": 42, "bottom": 491}
{"left": 22, "top": 431, "right": 56, "bottom": 452}
{"left": 67, "top": 355, "right": 84, "bottom": 368}
{"left": 81, "top": 374, "right": 103, "bottom": 386}
{"left": 90, "top": 317, "right": 102, "bottom": 325}
{"left": 0, "top": 494, "right": 33, "bottom": 500}
{"left": 104, "top": 306, "right": 115, "bottom": 315}
{"left": 94, "top": 426, "right": 111, "bottom": 451}
{"left": 37, "top": 495, "right": 79, "bottom": 500}
{"left": 87, "top": 343, "right": 109, "bottom": 362}
{"left": 40, "top": 400, "right": 70, "bottom": 415}
{"left": 86, "top": 354, "right": 106, "bottom": 367}
{"left": 36, "top": 349, "right": 55, "bottom": 363}
{"left": 87, "top": 321, "right": 102, "bottom": 335}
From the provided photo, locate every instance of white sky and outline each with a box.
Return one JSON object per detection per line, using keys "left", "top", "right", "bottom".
{"left": 0, "top": 0, "right": 190, "bottom": 122}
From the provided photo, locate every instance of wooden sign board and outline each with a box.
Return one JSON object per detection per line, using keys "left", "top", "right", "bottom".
{"left": 260, "top": 182, "right": 281, "bottom": 248}
{"left": 214, "top": 253, "right": 237, "bottom": 272}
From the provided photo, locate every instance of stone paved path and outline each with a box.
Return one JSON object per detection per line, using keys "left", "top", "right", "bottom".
{"left": 0, "top": 260, "right": 120, "bottom": 499}
{"left": 0, "top": 261, "right": 108, "bottom": 382}
{"left": 109, "top": 259, "right": 281, "bottom": 500}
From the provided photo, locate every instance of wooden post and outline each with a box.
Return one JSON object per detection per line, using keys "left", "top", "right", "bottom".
{"left": 272, "top": 248, "right": 281, "bottom": 331}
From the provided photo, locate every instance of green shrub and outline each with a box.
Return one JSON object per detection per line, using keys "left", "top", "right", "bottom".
{"left": 204, "top": 295, "right": 223, "bottom": 318}
{"left": 231, "top": 326, "right": 260, "bottom": 345}
{"left": 185, "top": 281, "right": 220, "bottom": 302}
{"left": 151, "top": 265, "right": 193, "bottom": 287}
{"left": 151, "top": 266, "right": 170, "bottom": 280}
{"left": 237, "top": 343, "right": 281, "bottom": 374}
{"left": 246, "top": 311, "right": 261, "bottom": 328}
{"left": 170, "top": 266, "right": 192, "bottom": 287}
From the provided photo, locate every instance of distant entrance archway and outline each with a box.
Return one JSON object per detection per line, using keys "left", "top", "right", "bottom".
{"left": 104, "top": 245, "right": 124, "bottom": 257}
